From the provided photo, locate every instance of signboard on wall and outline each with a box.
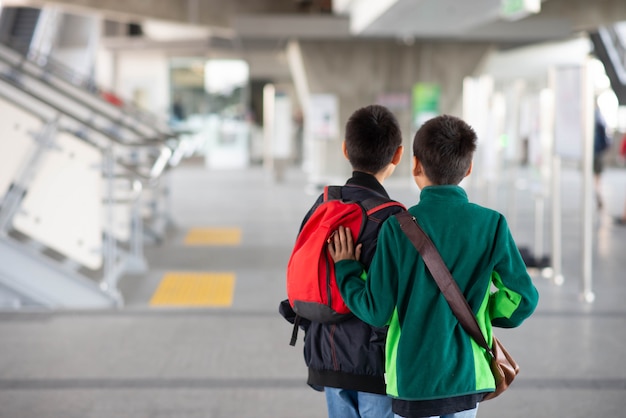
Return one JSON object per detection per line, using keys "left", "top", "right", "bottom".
{"left": 412, "top": 83, "right": 441, "bottom": 129}
{"left": 272, "top": 91, "right": 293, "bottom": 158}
{"left": 308, "top": 94, "right": 339, "bottom": 140}
{"left": 554, "top": 65, "right": 584, "bottom": 160}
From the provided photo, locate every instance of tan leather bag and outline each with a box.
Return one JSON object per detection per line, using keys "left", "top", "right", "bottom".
{"left": 483, "top": 335, "right": 519, "bottom": 400}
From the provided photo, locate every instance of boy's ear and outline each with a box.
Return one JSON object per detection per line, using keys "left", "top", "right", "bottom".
{"left": 342, "top": 141, "right": 349, "bottom": 160}
{"left": 391, "top": 146, "right": 403, "bottom": 165}
{"left": 412, "top": 155, "right": 421, "bottom": 176}
{"left": 465, "top": 161, "right": 473, "bottom": 177}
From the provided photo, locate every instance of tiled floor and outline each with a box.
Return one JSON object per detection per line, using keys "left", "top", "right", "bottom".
{"left": 0, "top": 161, "right": 625, "bottom": 417}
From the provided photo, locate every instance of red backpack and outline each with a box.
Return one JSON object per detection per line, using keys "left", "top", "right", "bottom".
{"left": 286, "top": 186, "right": 404, "bottom": 329}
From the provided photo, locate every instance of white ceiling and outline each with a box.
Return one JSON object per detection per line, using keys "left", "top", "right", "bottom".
{"left": 353, "top": 0, "right": 571, "bottom": 42}
{"left": 3, "top": 0, "right": 623, "bottom": 47}
{"left": 225, "top": 0, "right": 600, "bottom": 48}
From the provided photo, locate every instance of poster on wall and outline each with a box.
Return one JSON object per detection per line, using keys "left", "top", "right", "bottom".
{"left": 308, "top": 94, "right": 339, "bottom": 141}
{"left": 554, "top": 65, "right": 584, "bottom": 160}
{"left": 412, "top": 83, "right": 441, "bottom": 129}
{"left": 272, "top": 91, "right": 293, "bottom": 158}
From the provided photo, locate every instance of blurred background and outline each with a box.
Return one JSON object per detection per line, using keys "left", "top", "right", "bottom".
{"left": 0, "top": 0, "right": 625, "bottom": 308}
{"left": 0, "top": 1, "right": 625, "bottom": 417}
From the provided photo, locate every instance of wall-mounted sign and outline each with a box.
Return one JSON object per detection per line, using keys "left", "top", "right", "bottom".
{"left": 412, "top": 83, "right": 441, "bottom": 129}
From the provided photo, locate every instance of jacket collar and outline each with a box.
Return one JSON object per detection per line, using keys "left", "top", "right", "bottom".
{"left": 419, "top": 185, "right": 468, "bottom": 202}
{"left": 345, "top": 171, "right": 389, "bottom": 198}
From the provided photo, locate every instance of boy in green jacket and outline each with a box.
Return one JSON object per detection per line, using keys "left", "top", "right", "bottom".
{"left": 328, "top": 114, "right": 539, "bottom": 418}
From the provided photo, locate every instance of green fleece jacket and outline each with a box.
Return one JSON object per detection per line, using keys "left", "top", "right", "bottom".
{"left": 335, "top": 185, "right": 539, "bottom": 401}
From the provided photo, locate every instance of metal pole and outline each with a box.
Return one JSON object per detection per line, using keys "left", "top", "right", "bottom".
{"left": 127, "top": 179, "right": 147, "bottom": 273}
{"left": 102, "top": 148, "right": 117, "bottom": 293}
{"left": 581, "top": 60, "right": 595, "bottom": 303}
{"left": 551, "top": 155, "right": 563, "bottom": 285}
{"left": 534, "top": 194, "right": 544, "bottom": 263}
{"left": 263, "top": 83, "right": 275, "bottom": 175}
{"left": 507, "top": 163, "right": 518, "bottom": 237}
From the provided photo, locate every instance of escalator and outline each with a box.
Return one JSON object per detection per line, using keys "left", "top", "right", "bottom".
{"left": 590, "top": 22, "right": 626, "bottom": 105}
{"left": 0, "top": 6, "right": 182, "bottom": 308}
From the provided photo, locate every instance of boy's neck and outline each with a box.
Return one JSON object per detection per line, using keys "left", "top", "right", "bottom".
{"left": 352, "top": 170, "right": 385, "bottom": 185}
{"left": 372, "top": 163, "right": 396, "bottom": 185}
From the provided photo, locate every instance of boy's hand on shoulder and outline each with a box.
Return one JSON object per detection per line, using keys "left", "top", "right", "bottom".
{"left": 328, "top": 225, "right": 362, "bottom": 262}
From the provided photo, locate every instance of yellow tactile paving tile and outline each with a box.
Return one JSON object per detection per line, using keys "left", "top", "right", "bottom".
{"left": 149, "top": 272, "right": 235, "bottom": 307}
{"left": 184, "top": 227, "right": 242, "bottom": 246}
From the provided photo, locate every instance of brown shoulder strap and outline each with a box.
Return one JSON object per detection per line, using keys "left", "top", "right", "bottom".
{"left": 394, "top": 211, "right": 493, "bottom": 356}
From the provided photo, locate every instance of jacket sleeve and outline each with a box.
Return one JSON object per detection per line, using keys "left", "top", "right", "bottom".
{"left": 335, "top": 220, "right": 398, "bottom": 327}
{"left": 489, "top": 215, "right": 539, "bottom": 328}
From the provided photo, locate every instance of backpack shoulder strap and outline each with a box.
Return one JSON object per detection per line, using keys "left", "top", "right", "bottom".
{"left": 324, "top": 185, "right": 405, "bottom": 214}
{"left": 324, "top": 185, "right": 343, "bottom": 202}
{"left": 363, "top": 198, "right": 405, "bottom": 215}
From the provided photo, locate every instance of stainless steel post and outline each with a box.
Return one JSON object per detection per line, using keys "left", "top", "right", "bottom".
{"left": 551, "top": 155, "right": 563, "bottom": 285}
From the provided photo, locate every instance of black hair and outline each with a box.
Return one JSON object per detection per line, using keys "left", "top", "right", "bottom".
{"left": 412, "top": 114, "right": 477, "bottom": 185}
{"left": 344, "top": 104, "right": 402, "bottom": 173}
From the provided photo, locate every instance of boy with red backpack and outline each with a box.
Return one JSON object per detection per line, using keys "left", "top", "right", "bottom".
{"left": 280, "top": 104, "right": 405, "bottom": 418}
{"left": 329, "top": 114, "right": 539, "bottom": 418}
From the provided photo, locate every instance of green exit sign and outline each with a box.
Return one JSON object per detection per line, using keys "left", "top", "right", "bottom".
{"left": 501, "top": 0, "right": 541, "bottom": 21}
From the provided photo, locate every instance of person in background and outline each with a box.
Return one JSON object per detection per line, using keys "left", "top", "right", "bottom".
{"left": 615, "top": 202, "right": 626, "bottom": 225}
{"left": 594, "top": 106, "right": 611, "bottom": 210}
{"left": 615, "top": 132, "right": 626, "bottom": 225}
{"left": 172, "top": 94, "right": 186, "bottom": 122}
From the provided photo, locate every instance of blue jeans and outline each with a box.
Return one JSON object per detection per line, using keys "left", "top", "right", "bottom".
{"left": 325, "top": 387, "right": 393, "bottom": 418}
{"left": 394, "top": 406, "right": 478, "bottom": 418}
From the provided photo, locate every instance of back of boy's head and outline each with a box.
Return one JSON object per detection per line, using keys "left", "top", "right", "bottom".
{"left": 413, "top": 114, "right": 477, "bottom": 185}
{"left": 344, "top": 104, "right": 402, "bottom": 173}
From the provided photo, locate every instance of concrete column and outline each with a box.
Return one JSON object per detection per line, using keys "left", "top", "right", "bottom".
{"left": 297, "top": 39, "right": 493, "bottom": 181}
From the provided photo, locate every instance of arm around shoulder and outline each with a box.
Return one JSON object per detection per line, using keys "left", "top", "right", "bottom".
{"left": 333, "top": 221, "right": 399, "bottom": 327}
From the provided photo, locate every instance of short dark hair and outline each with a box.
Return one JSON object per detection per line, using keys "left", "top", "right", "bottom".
{"left": 412, "top": 114, "right": 477, "bottom": 185}
{"left": 344, "top": 104, "right": 402, "bottom": 173}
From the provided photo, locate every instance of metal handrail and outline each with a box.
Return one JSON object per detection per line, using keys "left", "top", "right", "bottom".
{"left": 0, "top": 82, "right": 170, "bottom": 182}
{"left": 28, "top": 47, "right": 169, "bottom": 133}
{"left": 0, "top": 44, "right": 174, "bottom": 143}
{"left": 0, "top": 33, "right": 168, "bottom": 136}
